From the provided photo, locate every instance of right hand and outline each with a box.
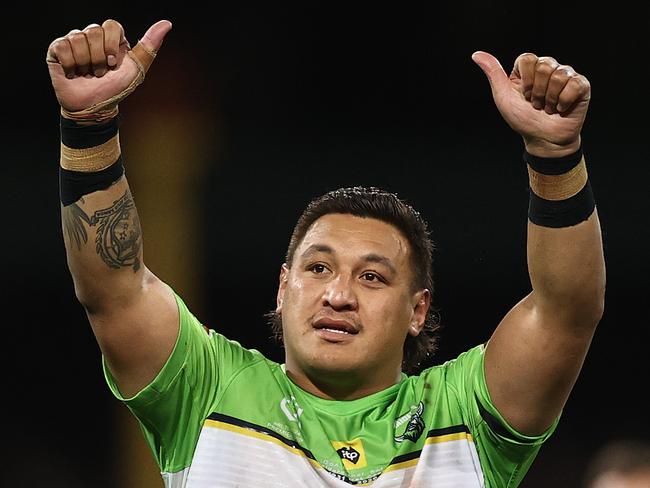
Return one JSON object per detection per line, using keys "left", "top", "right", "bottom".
{"left": 46, "top": 19, "right": 172, "bottom": 113}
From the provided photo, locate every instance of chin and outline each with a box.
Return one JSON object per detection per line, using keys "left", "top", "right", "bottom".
{"left": 303, "top": 351, "right": 368, "bottom": 377}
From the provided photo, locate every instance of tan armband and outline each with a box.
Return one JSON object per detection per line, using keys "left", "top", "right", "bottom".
{"left": 527, "top": 156, "right": 588, "bottom": 201}
{"left": 59, "top": 110, "right": 125, "bottom": 205}
{"left": 60, "top": 132, "right": 121, "bottom": 172}
{"left": 524, "top": 148, "right": 596, "bottom": 228}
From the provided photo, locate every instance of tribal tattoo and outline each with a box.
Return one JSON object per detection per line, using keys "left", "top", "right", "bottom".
{"left": 62, "top": 191, "right": 142, "bottom": 272}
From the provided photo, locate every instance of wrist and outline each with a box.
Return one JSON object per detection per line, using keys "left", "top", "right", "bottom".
{"left": 60, "top": 115, "right": 122, "bottom": 171}
{"left": 523, "top": 136, "right": 581, "bottom": 158}
{"left": 59, "top": 115, "right": 125, "bottom": 206}
{"left": 60, "top": 105, "right": 119, "bottom": 125}
{"left": 525, "top": 145, "right": 595, "bottom": 228}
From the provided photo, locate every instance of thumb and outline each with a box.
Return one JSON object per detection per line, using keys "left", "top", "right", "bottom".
{"left": 139, "top": 19, "right": 173, "bottom": 53}
{"left": 471, "top": 50, "right": 509, "bottom": 95}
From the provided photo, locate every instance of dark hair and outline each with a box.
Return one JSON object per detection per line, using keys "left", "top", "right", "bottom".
{"left": 266, "top": 186, "right": 441, "bottom": 374}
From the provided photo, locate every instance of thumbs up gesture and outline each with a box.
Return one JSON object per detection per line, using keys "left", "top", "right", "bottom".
{"left": 472, "top": 51, "right": 590, "bottom": 157}
{"left": 46, "top": 19, "right": 172, "bottom": 122}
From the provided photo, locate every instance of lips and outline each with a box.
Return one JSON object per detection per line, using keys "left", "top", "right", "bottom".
{"left": 313, "top": 318, "right": 359, "bottom": 335}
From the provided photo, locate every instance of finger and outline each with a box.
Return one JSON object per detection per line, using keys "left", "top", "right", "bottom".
{"left": 544, "top": 65, "right": 575, "bottom": 114}
{"left": 67, "top": 29, "right": 92, "bottom": 77}
{"left": 530, "top": 56, "right": 559, "bottom": 110}
{"left": 47, "top": 37, "right": 76, "bottom": 78}
{"left": 139, "top": 19, "right": 173, "bottom": 54}
{"left": 512, "top": 53, "right": 537, "bottom": 101}
{"left": 557, "top": 74, "right": 591, "bottom": 113}
{"left": 471, "top": 51, "right": 509, "bottom": 95}
{"left": 102, "top": 19, "right": 126, "bottom": 69}
{"left": 83, "top": 24, "right": 107, "bottom": 77}
{"left": 129, "top": 20, "right": 173, "bottom": 75}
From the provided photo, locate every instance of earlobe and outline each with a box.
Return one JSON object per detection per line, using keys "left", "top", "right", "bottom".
{"left": 408, "top": 323, "right": 422, "bottom": 337}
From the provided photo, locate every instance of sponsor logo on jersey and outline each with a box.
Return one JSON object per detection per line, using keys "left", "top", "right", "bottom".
{"left": 337, "top": 446, "right": 360, "bottom": 464}
{"left": 394, "top": 401, "right": 425, "bottom": 443}
{"left": 331, "top": 439, "right": 368, "bottom": 469}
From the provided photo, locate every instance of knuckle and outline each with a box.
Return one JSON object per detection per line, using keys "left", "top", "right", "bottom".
{"left": 68, "top": 31, "right": 86, "bottom": 43}
{"left": 560, "top": 65, "right": 575, "bottom": 75}
{"left": 103, "top": 18, "right": 123, "bottom": 32}
{"left": 568, "top": 75, "right": 590, "bottom": 90}
{"left": 549, "top": 68, "right": 570, "bottom": 85}
{"left": 537, "top": 56, "right": 558, "bottom": 66}
{"left": 51, "top": 43, "right": 64, "bottom": 57}
{"left": 84, "top": 24, "right": 103, "bottom": 37}
{"left": 66, "top": 28, "right": 81, "bottom": 37}
{"left": 536, "top": 58, "right": 558, "bottom": 74}
{"left": 552, "top": 66, "right": 573, "bottom": 79}
{"left": 519, "top": 52, "right": 538, "bottom": 62}
{"left": 49, "top": 37, "right": 66, "bottom": 52}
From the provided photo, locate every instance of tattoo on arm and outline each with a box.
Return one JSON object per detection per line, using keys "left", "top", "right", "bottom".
{"left": 62, "top": 191, "right": 142, "bottom": 272}
{"left": 62, "top": 198, "right": 91, "bottom": 251}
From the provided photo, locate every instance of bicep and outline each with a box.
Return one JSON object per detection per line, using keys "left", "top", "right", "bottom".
{"left": 86, "top": 267, "right": 180, "bottom": 398}
{"left": 484, "top": 292, "right": 596, "bottom": 436}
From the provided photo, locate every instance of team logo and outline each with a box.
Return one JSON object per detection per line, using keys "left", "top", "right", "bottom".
{"left": 280, "top": 396, "right": 304, "bottom": 427}
{"left": 331, "top": 439, "right": 367, "bottom": 469}
{"left": 394, "top": 402, "right": 425, "bottom": 443}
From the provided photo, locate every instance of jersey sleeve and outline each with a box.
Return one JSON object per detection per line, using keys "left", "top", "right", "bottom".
{"left": 442, "top": 343, "right": 561, "bottom": 486}
{"left": 102, "top": 285, "right": 265, "bottom": 473}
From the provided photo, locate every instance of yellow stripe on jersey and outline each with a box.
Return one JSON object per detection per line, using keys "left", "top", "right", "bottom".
{"left": 203, "top": 419, "right": 322, "bottom": 469}
{"left": 425, "top": 431, "right": 474, "bottom": 445}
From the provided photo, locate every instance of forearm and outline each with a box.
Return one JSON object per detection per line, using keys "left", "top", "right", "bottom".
{"left": 525, "top": 149, "right": 606, "bottom": 325}
{"left": 528, "top": 212, "right": 605, "bottom": 321}
{"left": 60, "top": 115, "right": 148, "bottom": 313}
{"left": 61, "top": 175, "right": 149, "bottom": 312}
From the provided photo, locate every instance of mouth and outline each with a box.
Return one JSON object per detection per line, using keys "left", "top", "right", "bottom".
{"left": 312, "top": 318, "right": 359, "bottom": 341}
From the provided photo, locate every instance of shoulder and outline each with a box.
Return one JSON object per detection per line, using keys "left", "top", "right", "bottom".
{"left": 416, "top": 344, "right": 487, "bottom": 380}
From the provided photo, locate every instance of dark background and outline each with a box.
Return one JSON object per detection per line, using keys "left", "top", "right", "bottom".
{"left": 4, "top": 2, "right": 649, "bottom": 487}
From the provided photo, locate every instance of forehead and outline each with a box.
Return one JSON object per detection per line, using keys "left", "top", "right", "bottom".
{"left": 297, "top": 214, "right": 410, "bottom": 263}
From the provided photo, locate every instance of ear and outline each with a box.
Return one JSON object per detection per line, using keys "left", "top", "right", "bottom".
{"left": 276, "top": 263, "right": 290, "bottom": 313}
{"left": 408, "top": 289, "right": 431, "bottom": 337}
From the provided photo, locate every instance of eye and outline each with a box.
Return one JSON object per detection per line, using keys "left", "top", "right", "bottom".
{"left": 362, "top": 272, "right": 383, "bottom": 283}
{"left": 308, "top": 263, "right": 327, "bottom": 274}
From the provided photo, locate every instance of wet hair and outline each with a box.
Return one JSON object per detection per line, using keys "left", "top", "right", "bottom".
{"left": 266, "top": 186, "right": 441, "bottom": 374}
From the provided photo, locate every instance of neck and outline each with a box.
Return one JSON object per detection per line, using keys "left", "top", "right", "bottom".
{"left": 284, "top": 364, "right": 403, "bottom": 401}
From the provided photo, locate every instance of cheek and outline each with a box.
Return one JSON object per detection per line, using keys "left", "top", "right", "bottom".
{"left": 283, "top": 276, "right": 319, "bottom": 316}
{"left": 366, "top": 295, "right": 412, "bottom": 337}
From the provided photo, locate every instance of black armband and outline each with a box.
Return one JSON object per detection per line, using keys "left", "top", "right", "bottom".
{"left": 525, "top": 147, "right": 596, "bottom": 228}
{"left": 59, "top": 115, "right": 125, "bottom": 206}
{"left": 59, "top": 158, "right": 125, "bottom": 206}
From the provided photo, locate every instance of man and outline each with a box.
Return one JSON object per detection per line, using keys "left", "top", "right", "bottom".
{"left": 47, "top": 18, "right": 605, "bottom": 487}
{"left": 583, "top": 439, "right": 650, "bottom": 488}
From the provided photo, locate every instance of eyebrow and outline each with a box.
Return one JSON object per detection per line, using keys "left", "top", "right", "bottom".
{"left": 299, "top": 243, "right": 397, "bottom": 275}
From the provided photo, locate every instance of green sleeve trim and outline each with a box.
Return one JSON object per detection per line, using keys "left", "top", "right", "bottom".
{"left": 476, "top": 345, "right": 561, "bottom": 445}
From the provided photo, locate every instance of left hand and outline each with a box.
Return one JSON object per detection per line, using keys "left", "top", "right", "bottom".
{"left": 472, "top": 51, "right": 590, "bottom": 157}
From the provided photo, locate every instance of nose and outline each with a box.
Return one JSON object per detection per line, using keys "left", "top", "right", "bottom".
{"left": 322, "top": 274, "right": 358, "bottom": 311}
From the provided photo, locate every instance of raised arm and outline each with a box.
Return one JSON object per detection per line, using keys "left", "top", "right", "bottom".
{"left": 47, "top": 19, "right": 178, "bottom": 398}
{"left": 472, "top": 51, "right": 606, "bottom": 435}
